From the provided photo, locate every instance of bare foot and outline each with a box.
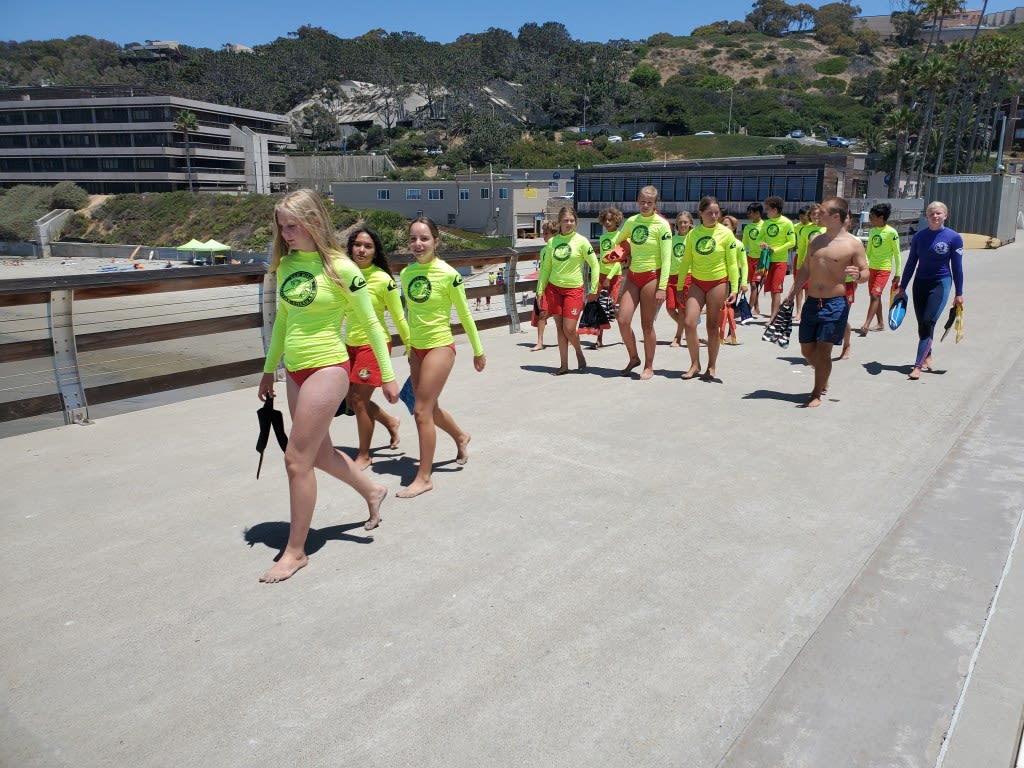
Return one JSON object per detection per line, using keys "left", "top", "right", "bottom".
{"left": 595, "top": 340, "right": 603, "bottom": 349}
{"left": 620, "top": 357, "right": 641, "bottom": 377}
{"left": 907, "top": 368, "right": 922, "bottom": 380}
{"left": 576, "top": 354, "right": 587, "bottom": 370}
{"left": 551, "top": 367, "right": 569, "bottom": 376}
{"left": 840, "top": 346, "right": 851, "bottom": 360}
{"left": 353, "top": 454, "right": 372, "bottom": 471}
{"left": 670, "top": 339, "right": 681, "bottom": 348}
{"left": 364, "top": 486, "right": 387, "bottom": 530}
{"left": 640, "top": 367, "right": 654, "bottom": 380}
{"left": 803, "top": 395, "right": 822, "bottom": 408}
{"left": 530, "top": 345, "right": 544, "bottom": 352}
{"left": 857, "top": 326, "right": 869, "bottom": 336}
{"left": 260, "top": 552, "right": 308, "bottom": 583}
{"left": 387, "top": 419, "right": 401, "bottom": 449}
{"left": 455, "top": 433, "right": 471, "bottom": 465}
{"left": 681, "top": 364, "right": 701, "bottom": 380}
{"left": 700, "top": 368, "right": 721, "bottom": 383}
{"left": 397, "top": 477, "right": 434, "bottom": 498}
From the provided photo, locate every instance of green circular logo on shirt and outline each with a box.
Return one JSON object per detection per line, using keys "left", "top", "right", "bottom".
{"left": 695, "top": 236, "right": 716, "bottom": 256}
{"left": 553, "top": 243, "right": 571, "bottom": 261}
{"left": 630, "top": 225, "right": 650, "bottom": 245}
{"left": 871, "top": 234, "right": 883, "bottom": 248}
{"left": 407, "top": 275, "right": 432, "bottom": 303}
{"left": 280, "top": 271, "right": 317, "bottom": 307}
{"left": 673, "top": 242, "right": 685, "bottom": 258}
{"left": 766, "top": 223, "right": 780, "bottom": 238}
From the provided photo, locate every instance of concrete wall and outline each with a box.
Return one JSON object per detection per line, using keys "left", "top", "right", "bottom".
{"left": 287, "top": 155, "right": 396, "bottom": 194}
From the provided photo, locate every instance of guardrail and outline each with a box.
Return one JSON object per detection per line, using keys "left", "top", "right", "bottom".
{"left": 0, "top": 248, "right": 539, "bottom": 425}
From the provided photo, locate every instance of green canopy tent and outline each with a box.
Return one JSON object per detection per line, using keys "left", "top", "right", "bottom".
{"left": 202, "top": 239, "right": 232, "bottom": 264}
{"left": 175, "top": 238, "right": 206, "bottom": 264}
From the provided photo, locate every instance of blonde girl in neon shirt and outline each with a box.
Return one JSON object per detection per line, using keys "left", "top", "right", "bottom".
{"left": 343, "top": 227, "right": 410, "bottom": 472}
{"left": 668, "top": 211, "right": 694, "bottom": 347}
{"left": 257, "top": 189, "right": 398, "bottom": 583}
{"left": 537, "top": 206, "right": 599, "bottom": 375}
{"left": 679, "top": 195, "right": 739, "bottom": 382}
{"left": 398, "top": 217, "right": 486, "bottom": 499}
{"left": 612, "top": 185, "right": 673, "bottom": 379}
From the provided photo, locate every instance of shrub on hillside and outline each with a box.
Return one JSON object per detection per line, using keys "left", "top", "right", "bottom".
{"left": 0, "top": 185, "right": 52, "bottom": 241}
{"left": 814, "top": 76, "right": 847, "bottom": 95}
{"left": 50, "top": 181, "right": 89, "bottom": 211}
{"left": 814, "top": 57, "right": 849, "bottom": 76}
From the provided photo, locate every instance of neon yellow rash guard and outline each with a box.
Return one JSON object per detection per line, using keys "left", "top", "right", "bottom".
{"left": 614, "top": 211, "right": 673, "bottom": 289}
{"left": 732, "top": 233, "right": 749, "bottom": 286}
{"left": 681, "top": 223, "right": 740, "bottom": 294}
{"left": 670, "top": 232, "right": 689, "bottom": 277}
{"left": 538, "top": 231, "right": 599, "bottom": 294}
{"left": 598, "top": 230, "right": 622, "bottom": 278}
{"left": 796, "top": 225, "right": 825, "bottom": 269}
{"left": 741, "top": 220, "right": 762, "bottom": 257}
{"left": 866, "top": 224, "right": 902, "bottom": 274}
{"left": 343, "top": 264, "right": 410, "bottom": 349}
{"left": 762, "top": 215, "right": 795, "bottom": 264}
{"left": 264, "top": 250, "right": 395, "bottom": 382}
{"left": 400, "top": 257, "right": 484, "bottom": 356}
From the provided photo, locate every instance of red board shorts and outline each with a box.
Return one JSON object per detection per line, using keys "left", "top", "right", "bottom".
{"left": 746, "top": 256, "right": 759, "bottom": 284}
{"left": 665, "top": 274, "right": 680, "bottom": 310}
{"left": 868, "top": 269, "right": 891, "bottom": 298}
{"left": 845, "top": 280, "right": 857, "bottom": 305}
{"left": 544, "top": 284, "right": 585, "bottom": 319}
{"left": 287, "top": 361, "right": 350, "bottom": 388}
{"left": 765, "top": 262, "right": 787, "bottom": 293}
{"left": 346, "top": 343, "right": 393, "bottom": 387}
{"left": 599, "top": 273, "right": 622, "bottom": 303}
{"left": 627, "top": 269, "right": 660, "bottom": 290}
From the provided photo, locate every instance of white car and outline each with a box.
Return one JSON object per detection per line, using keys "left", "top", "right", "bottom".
{"left": 608, "top": 135, "right": 623, "bottom": 143}
{"left": 694, "top": 131, "right": 715, "bottom": 136}
{"left": 630, "top": 132, "right": 645, "bottom": 141}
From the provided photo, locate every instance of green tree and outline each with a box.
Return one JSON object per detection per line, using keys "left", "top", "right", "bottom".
{"left": 746, "top": 0, "right": 799, "bottom": 36}
{"left": 884, "top": 106, "right": 916, "bottom": 197}
{"left": 629, "top": 64, "right": 661, "bottom": 90}
{"left": 173, "top": 109, "right": 199, "bottom": 193}
{"left": 291, "top": 102, "right": 340, "bottom": 150}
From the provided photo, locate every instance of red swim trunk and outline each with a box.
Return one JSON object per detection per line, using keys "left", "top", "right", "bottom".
{"left": 599, "top": 273, "right": 622, "bottom": 303}
{"left": 746, "top": 256, "right": 759, "bottom": 284}
{"left": 627, "top": 269, "right": 660, "bottom": 289}
{"left": 287, "top": 361, "right": 350, "bottom": 387}
{"left": 411, "top": 344, "right": 456, "bottom": 361}
{"left": 845, "top": 280, "right": 857, "bottom": 304}
{"left": 868, "top": 269, "right": 890, "bottom": 298}
{"left": 690, "top": 275, "right": 730, "bottom": 294}
{"left": 346, "top": 343, "right": 393, "bottom": 387}
{"left": 765, "top": 262, "right": 787, "bottom": 293}
{"left": 544, "top": 284, "right": 585, "bottom": 319}
{"left": 665, "top": 274, "right": 680, "bottom": 310}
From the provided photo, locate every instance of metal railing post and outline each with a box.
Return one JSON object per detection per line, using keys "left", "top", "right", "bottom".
{"left": 48, "top": 289, "right": 90, "bottom": 425}
{"left": 504, "top": 250, "right": 521, "bottom": 334}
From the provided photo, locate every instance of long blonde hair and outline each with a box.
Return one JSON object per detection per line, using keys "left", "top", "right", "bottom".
{"left": 270, "top": 189, "right": 348, "bottom": 287}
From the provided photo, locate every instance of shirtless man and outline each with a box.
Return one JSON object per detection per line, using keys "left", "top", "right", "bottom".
{"left": 784, "top": 197, "right": 868, "bottom": 408}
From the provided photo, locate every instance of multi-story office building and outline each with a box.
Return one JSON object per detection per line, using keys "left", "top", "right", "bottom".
{"left": 0, "top": 86, "right": 290, "bottom": 193}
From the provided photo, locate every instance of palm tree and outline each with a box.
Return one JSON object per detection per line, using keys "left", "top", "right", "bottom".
{"left": 884, "top": 52, "right": 920, "bottom": 110}
{"left": 173, "top": 109, "right": 199, "bottom": 193}
{"left": 885, "top": 106, "right": 917, "bottom": 197}
{"left": 920, "top": 0, "right": 966, "bottom": 55}
{"left": 909, "top": 56, "right": 953, "bottom": 195}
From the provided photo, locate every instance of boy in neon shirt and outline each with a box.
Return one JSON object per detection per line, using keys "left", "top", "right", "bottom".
{"left": 760, "top": 195, "right": 796, "bottom": 323}
{"left": 858, "top": 202, "right": 902, "bottom": 335}
{"left": 742, "top": 203, "right": 764, "bottom": 317}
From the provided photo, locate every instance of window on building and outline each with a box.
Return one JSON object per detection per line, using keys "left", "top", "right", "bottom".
{"left": 0, "top": 158, "right": 31, "bottom": 171}
{"left": 131, "top": 108, "right": 163, "bottom": 122}
{"left": 448, "top": 214, "right": 457, "bottom": 225}
{"left": 59, "top": 108, "right": 94, "bottom": 124}
{"left": 63, "top": 134, "right": 94, "bottom": 148}
{"left": 428, "top": 189, "right": 443, "bottom": 200}
{"left": 98, "top": 133, "right": 133, "bottom": 147}
{"left": 499, "top": 188, "right": 509, "bottom": 199}
{"left": 480, "top": 188, "right": 490, "bottom": 199}
{"left": 66, "top": 158, "right": 99, "bottom": 171}
{"left": 25, "top": 110, "right": 59, "bottom": 125}
{"left": 377, "top": 189, "right": 390, "bottom": 200}
{"left": 0, "top": 135, "right": 27, "bottom": 148}
{"left": 0, "top": 111, "right": 26, "bottom": 126}
{"left": 459, "top": 189, "right": 470, "bottom": 200}
{"left": 33, "top": 158, "right": 65, "bottom": 172}
{"left": 29, "top": 134, "right": 62, "bottom": 148}
{"left": 406, "top": 189, "right": 422, "bottom": 200}
{"left": 95, "top": 108, "right": 130, "bottom": 123}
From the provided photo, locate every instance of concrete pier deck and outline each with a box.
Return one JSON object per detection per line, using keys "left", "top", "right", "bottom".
{"left": 2, "top": 236, "right": 1023, "bottom": 768}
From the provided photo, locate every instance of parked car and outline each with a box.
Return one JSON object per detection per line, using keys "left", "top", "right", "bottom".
{"left": 694, "top": 130, "right": 715, "bottom": 136}
{"left": 577, "top": 138, "right": 594, "bottom": 146}
{"left": 790, "top": 129, "right": 804, "bottom": 139}
{"left": 630, "top": 132, "right": 645, "bottom": 141}
{"left": 827, "top": 136, "right": 852, "bottom": 147}
{"left": 608, "top": 135, "right": 623, "bottom": 143}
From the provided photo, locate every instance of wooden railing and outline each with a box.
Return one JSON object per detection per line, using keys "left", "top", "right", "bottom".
{"left": 0, "top": 248, "right": 540, "bottom": 425}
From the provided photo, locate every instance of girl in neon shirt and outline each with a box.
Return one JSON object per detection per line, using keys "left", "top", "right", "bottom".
{"left": 679, "top": 195, "right": 739, "bottom": 382}
{"left": 343, "top": 227, "right": 410, "bottom": 472}
{"left": 595, "top": 207, "right": 625, "bottom": 349}
{"left": 530, "top": 220, "right": 558, "bottom": 352}
{"left": 257, "top": 189, "right": 398, "bottom": 583}
{"left": 398, "top": 217, "right": 486, "bottom": 498}
{"left": 668, "top": 211, "right": 694, "bottom": 347}
{"left": 537, "top": 206, "right": 599, "bottom": 375}
{"left": 612, "top": 185, "right": 673, "bottom": 379}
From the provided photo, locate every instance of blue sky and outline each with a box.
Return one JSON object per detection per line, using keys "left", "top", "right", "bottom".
{"left": 6, "top": 0, "right": 907, "bottom": 48}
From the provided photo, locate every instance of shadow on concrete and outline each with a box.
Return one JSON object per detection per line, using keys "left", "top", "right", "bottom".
{"left": 243, "top": 520, "right": 374, "bottom": 557}
{"left": 741, "top": 388, "right": 813, "bottom": 404}
{"left": 863, "top": 360, "right": 918, "bottom": 377}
